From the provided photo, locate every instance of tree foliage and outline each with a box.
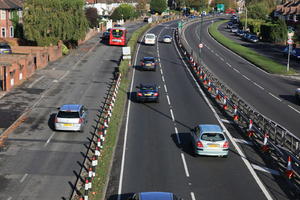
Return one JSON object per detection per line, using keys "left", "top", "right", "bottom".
{"left": 150, "top": 0, "right": 167, "bottom": 14}
{"left": 85, "top": 7, "right": 100, "bottom": 28}
{"left": 110, "top": 4, "right": 138, "bottom": 21}
{"left": 23, "top": 0, "right": 89, "bottom": 46}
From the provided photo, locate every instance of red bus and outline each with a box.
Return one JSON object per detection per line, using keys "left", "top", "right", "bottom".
{"left": 109, "top": 27, "right": 127, "bottom": 46}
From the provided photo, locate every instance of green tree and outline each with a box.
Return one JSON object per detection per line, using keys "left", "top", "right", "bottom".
{"left": 11, "top": 10, "right": 23, "bottom": 38}
{"left": 150, "top": 0, "right": 167, "bottom": 14}
{"left": 110, "top": 4, "right": 137, "bottom": 21}
{"left": 23, "top": 0, "right": 88, "bottom": 46}
{"left": 85, "top": 7, "right": 100, "bottom": 28}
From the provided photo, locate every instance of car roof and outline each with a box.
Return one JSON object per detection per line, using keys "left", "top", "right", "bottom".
{"left": 59, "top": 104, "right": 82, "bottom": 112}
{"left": 140, "top": 192, "right": 174, "bottom": 200}
{"left": 143, "top": 57, "right": 155, "bottom": 60}
{"left": 146, "top": 33, "right": 155, "bottom": 36}
{"left": 198, "top": 124, "right": 223, "bottom": 133}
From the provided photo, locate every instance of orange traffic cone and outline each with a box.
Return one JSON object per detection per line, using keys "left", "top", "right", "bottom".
{"left": 223, "top": 96, "right": 228, "bottom": 110}
{"left": 285, "top": 156, "right": 294, "bottom": 179}
{"left": 261, "top": 133, "right": 269, "bottom": 152}
{"left": 233, "top": 106, "right": 238, "bottom": 121}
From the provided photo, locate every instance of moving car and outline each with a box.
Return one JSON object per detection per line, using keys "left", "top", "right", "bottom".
{"left": 231, "top": 26, "right": 238, "bottom": 33}
{"left": 248, "top": 35, "right": 259, "bottom": 43}
{"left": 144, "top": 33, "right": 156, "bottom": 45}
{"left": 54, "top": 104, "right": 88, "bottom": 132}
{"left": 162, "top": 35, "right": 172, "bottom": 43}
{"left": 136, "top": 84, "right": 160, "bottom": 103}
{"left": 101, "top": 30, "right": 110, "bottom": 40}
{"left": 140, "top": 57, "right": 157, "bottom": 71}
{"left": 295, "top": 88, "right": 300, "bottom": 104}
{"left": 0, "top": 42, "right": 12, "bottom": 54}
{"left": 128, "top": 192, "right": 182, "bottom": 200}
{"left": 226, "top": 22, "right": 233, "bottom": 29}
{"left": 235, "top": 29, "right": 245, "bottom": 37}
{"left": 190, "top": 124, "right": 229, "bottom": 157}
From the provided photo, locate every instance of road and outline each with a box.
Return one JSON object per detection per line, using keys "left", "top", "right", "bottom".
{"left": 0, "top": 21, "right": 144, "bottom": 200}
{"left": 105, "top": 20, "right": 295, "bottom": 200}
{"left": 183, "top": 17, "right": 300, "bottom": 136}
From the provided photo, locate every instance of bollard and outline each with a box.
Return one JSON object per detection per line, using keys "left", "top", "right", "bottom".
{"left": 215, "top": 88, "right": 221, "bottom": 101}
{"left": 84, "top": 178, "right": 89, "bottom": 200}
{"left": 95, "top": 146, "right": 100, "bottom": 157}
{"left": 92, "top": 156, "right": 98, "bottom": 177}
{"left": 261, "top": 133, "right": 269, "bottom": 152}
{"left": 88, "top": 167, "right": 93, "bottom": 178}
{"left": 222, "top": 96, "right": 228, "bottom": 110}
{"left": 233, "top": 106, "right": 238, "bottom": 121}
{"left": 207, "top": 80, "right": 212, "bottom": 92}
{"left": 97, "top": 137, "right": 103, "bottom": 149}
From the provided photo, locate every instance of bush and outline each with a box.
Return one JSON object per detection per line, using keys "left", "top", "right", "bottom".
{"left": 110, "top": 4, "right": 138, "bottom": 21}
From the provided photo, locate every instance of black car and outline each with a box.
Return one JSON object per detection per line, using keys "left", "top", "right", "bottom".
{"left": 143, "top": 17, "right": 149, "bottom": 22}
{"left": 101, "top": 31, "right": 110, "bottom": 40}
{"left": 136, "top": 84, "right": 160, "bottom": 103}
{"left": 140, "top": 57, "right": 157, "bottom": 71}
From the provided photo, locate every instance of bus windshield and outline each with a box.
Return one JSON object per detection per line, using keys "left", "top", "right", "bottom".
{"left": 112, "top": 29, "right": 123, "bottom": 38}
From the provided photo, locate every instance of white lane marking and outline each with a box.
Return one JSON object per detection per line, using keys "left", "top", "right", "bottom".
{"left": 215, "top": 53, "right": 220, "bottom": 57}
{"left": 253, "top": 82, "right": 264, "bottom": 90}
{"left": 174, "top": 127, "right": 181, "bottom": 144}
{"left": 220, "top": 57, "right": 224, "bottom": 61}
{"left": 174, "top": 37, "right": 274, "bottom": 200}
{"left": 252, "top": 164, "right": 280, "bottom": 176}
{"left": 233, "top": 68, "right": 240, "bottom": 74}
{"left": 53, "top": 80, "right": 58, "bottom": 83}
{"left": 160, "top": 68, "right": 163, "bottom": 74}
{"left": 233, "top": 138, "right": 253, "bottom": 145}
{"left": 226, "top": 63, "right": 232, "bottom": 67}
{"left": 288, "top": 105, "right": 300, "bottom": 114}
{"left": 243, "top": 75, "right": 250, "bottom": 80}
{"left": 164, "top": 84, "right": 168, "bottom": 93}
{"left": 58, "top": 70, "right": 70, "bottom": 81}
{"left": 44, "top": 132, "right": 55, "bottom": 147}
{"left": 181, "top": 153, "right": 190, "bottom": 177}
{"left": 166, "top": 95, "right": 171, "bottom": 105}
{"left": 7, "top": 197, "right": 12, "bottom": 200}
{"left": 170, "top": 109, "right": 175, "bottom": 121}
{"left": 162, "top": 76, "right": 165, "bottom": 82}
{"left": 20, "top": 173, "right": 28, "bottom": 183}
{"left": 221, "top": 119, "right": 235, "bottom": 124}
{"left": 191, "top": 192, "right": 196, "bottom": 200}
{"left": 268, "top": 92, "right": 282, "bottom": 102}
{"left": 28, "top": 76, "right": 45, "bottom": 88}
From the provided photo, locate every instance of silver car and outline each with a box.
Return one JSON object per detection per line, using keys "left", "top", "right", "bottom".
{"left": 54, "top": 104, "right": 88, "bottom": 132}
{"left": 191, "top": 124, "right": 229, "bottom": 157}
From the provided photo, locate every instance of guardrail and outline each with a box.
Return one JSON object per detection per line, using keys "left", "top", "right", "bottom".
{"left": 175, "top": 16, "right": 300, "bottom": 194}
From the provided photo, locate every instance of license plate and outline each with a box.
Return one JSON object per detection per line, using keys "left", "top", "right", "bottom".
{"left": 145, "top": 64, "right": 152, "bottom": 66}
{"left": 208, "top": 144, "right": 219, "bottom": 147}
{"left": 63, "top": 123, "right": 72, "bottom": 126}
{"left": 145, "top": 94, "right": 152, "bottom": 96}
{"left": 3, "top": 50, "right": 9, "bottom": 53}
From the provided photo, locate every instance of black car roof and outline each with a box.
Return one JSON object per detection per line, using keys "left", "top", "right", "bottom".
{"left": 143, "top": 57, "right": 155, "bottom": 60}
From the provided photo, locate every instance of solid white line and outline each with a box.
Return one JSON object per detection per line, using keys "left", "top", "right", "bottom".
{"left": 181, "top": 153, "right": 190, "bottom": 177}
{"left": 243, "top": 75, "right": 250, "bottom": 80}
{"left": 253, "top": 82, "right": 264, "bottom": 90}
{"left": 288, "top": 105, "right": 300, "bottom": 114}
{"left": 170, "top": 109, "right": 175, "bottom": 121}
{"left": 252, "top": 164, "right": 280, "bottom": 176}
{"left": 233, "top": 138, "right": 253, "bottom": 145}
{"left": 28, "top": 76, "right": 45, "bottom": 88}
{"left": 191, "top": 192, "right": 196, "bottom": 200}
{"left": 166, "top": 95, "right": 171, "bottom": 105}
{"left": 226, "top": 63, "right": 232, "bottom": 67}
{"left": 220, "top": 57, "right": 224, "bottom": 61}
{"left": 174, "top": 38, "right": 274, "bottom": 200}
{"left": 221, "top": 119, "right": 235, "bottom": 124}
{"left": 174, "top": 126, "right": 181, "bottom": 144}
{"left": 162, "top": 76, "right": 165, "bottom": 82}
{"left": 233, "top": 68, "right": 240, "bottom": 74}
{"left": 164, "top": 84, "right": 168, "bottom": 93}
{"left": 20, "top": 173, "right": 28, "bottom": 183}
{"left": 268, "top": 92, "right": 282, "bottom": 102}
{"left": 44, "top": 132, "right": 55, "bottom": 147}
{"left": 58, "top": 70, "right": 70, "bottom": 81}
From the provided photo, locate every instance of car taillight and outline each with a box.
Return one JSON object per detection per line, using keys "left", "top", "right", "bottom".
{"left": 154, "top": 92, "right": 159, "bottom": 96}
{"left": 54, "top": 117, "right": 58, "bottom": 123}
{"left": 78, "top": 118, "right": 84, "bottom": 124}
{"left": 197, "top": 141, "right": 203, "bottom": 148}
{"left": 152, "top": 63, "right": 155, "bottom": 66}
{"left": 138, "top": 92, "right": 143, "bottom": 96}
{"left": 223, "top": 141, "right": 229, "bottom": 148}
{"left": 141, "top": 62, "right": 144, "bottom": 66}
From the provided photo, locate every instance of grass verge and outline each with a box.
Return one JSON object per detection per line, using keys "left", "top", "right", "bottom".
{"left": 208, "top": 20, "right": 296, "bottom": 75}
{"left": 85, "top": 23, "right": 151, "bottom": 200}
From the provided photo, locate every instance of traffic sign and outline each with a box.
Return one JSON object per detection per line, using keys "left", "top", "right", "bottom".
{"left": 198, "top": 43, "right": 203, "bottom": 48}
{"left": 287, "top": 39, "right": 293, "bottom": 45}
{"left": 178, "top": 21, "right": 183, "bottom": 28}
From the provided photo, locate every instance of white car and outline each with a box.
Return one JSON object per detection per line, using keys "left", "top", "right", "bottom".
{"left": 162, "top": 35, "right": 172, "bottom": 43}
{"left": 144, "top": 33, "right": 156, "bottom": 45}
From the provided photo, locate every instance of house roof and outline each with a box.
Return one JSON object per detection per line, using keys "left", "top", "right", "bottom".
{"left": 0, "top": 0, "right": 23, "bottom": 9}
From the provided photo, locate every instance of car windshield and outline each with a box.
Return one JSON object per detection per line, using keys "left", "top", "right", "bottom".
{"left": 201, "top": 133, "right": 225, "bottom": 141}
{"left": 112, "top": 29, "right": 123, "bottom": 38}
{"left": 57, "top": 111, "right": 80, "bottom": 118}
{"left": 141, "top": 86, "right": 156, "bottom": 90}
{"left": 146, "top": 34, "right": 155, "bottom": 39}
{"left": 0, "top": 44, "right": 10, "bottom": 49}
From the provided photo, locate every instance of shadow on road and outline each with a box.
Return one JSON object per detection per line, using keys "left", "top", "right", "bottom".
{"left": 107, "top": 193, "right": 134, "bottom": 200}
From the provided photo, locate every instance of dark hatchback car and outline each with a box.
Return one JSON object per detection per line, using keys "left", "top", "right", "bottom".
{"left": 140, "top": 57, "right": 157, "bottom": 71}
{"left": 128, "top": 192, "right": 182, "bottom": 200}
{"left": 0, "top": 42, "right": 12, "bottom": 54}
{"left": 136, "top": 84, "right": 160, "bottom": 103}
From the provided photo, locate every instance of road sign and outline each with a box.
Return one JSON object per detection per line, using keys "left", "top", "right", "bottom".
{"left": 287, "top": 39, "right": 293, "bottom": 45}
{"left": 178, "top": 21, "right": 183, "bottom": 29}
{"left": 198, "top": 43, "right": 203, "bottom": 48}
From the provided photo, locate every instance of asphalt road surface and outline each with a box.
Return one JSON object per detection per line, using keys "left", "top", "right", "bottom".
{"left": 0, "top": 21, "right": 144, "bottom": 200}
{"left": 183, "top": 17, "right": 300, "bottom": 136}
{"left": 105, "top": 20, "right": 296, "bottom": 200}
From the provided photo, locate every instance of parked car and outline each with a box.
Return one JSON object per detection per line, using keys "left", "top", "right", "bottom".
{"left": 114, "top": 24, "right": 122, "bottom": 27}
{"left": 54, "top": 104, "right": 88, "bottom": 132}
{"left": 283, "top": 46, "right": 300, "bottom": 59}
{"left": 248, "top": 35, "right": 259, "bottom": 43}
{"left": 190, "top": 124, "right": 229, "bottom": 157}
{"left": 226, "top": 22, "right": 233, "bottom": 29}
{"left": 295, "top": 88, "right": 300, "bottom": 104}
{"left": 235, "top": 29, "right": 245, "bottom": 37}
{"left": 231, "top": 26, "right": 238, "bottom": 33}
{"left": 0, "top": 42, "right": 12, "bottom": 54}
{"left": 162, "top": 35, "right": 172, "bottom": 43}
{"left": 140, "top": 57, "right": 157, "bottom": 71}
{"left": 242, "top": 32, "right": 252, "bottom": 41}
{"left": 128, "top": 192, "right": 182, "bottom": 200}
{"left": 144, "top": 33, "right": 156, "bottom": 45}
{"left": 101, "top": 31, "right": 110, "bottom": 40}
{"left": 143, "top": 17, "right": 149, "bottom": 22}
{"left": 135, "top": 84, "right": 160, "bottom": 103}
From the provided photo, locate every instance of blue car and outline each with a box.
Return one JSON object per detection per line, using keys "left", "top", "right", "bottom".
{"left": 0, "top": 42, "right": 12, "bottom": 54}
{"left": 128, "top": 192, "right": 182, "bottom": 200}
{"left": 283, "top": 46, "right": 300, "bottom": 59}
{"left": 135, "top": 84, "right": 160, "bottom": 103}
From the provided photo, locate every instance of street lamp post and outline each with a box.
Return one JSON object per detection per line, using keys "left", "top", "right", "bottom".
{"left": 244, "top": 6, "right": 248, "bottom": 32}
{"left": 199, "top": 1, "right": 204, "bottom": 64}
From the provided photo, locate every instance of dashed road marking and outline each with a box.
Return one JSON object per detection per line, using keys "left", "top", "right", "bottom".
{"left": 20, "top": 173, "right": 28, "bottom": 183}
{"left": 44, "top": 132, "right": 55, "bottom": 147}
{"left": 181, "top": 153, "right": 190, "bottom": 177}
{"left": 166, "top": 95, "right": 171, "bottom": 105}
{"left": 170, "top": 109, "right": 175, "bottom": 121}
{"left": 191, "top": 192, "right": 196, "bottom": 200}
{"left": 253, "top": 82, "right": 264, "bottom": 90}
{"left": 58, "top": 70, "right": 70, "bottom": 81}
{"left": 162, "top": 76, "right": 165, "bottom": 82}
{"left": 28, "top": 76, "right": 45, "bottom": 88}
{"left": 268, "top": 93, "right": 282, "bottom": 102}
{"left": 233, "top": 68, "right": 240, "bottom": 74}
{"left": 174, "top": 126, "right": 181, "bottom": 144}
{"left": 164, "top": 84, "right": 168, "bottom": 93}
{"left": 226, "top": 63, "right": 232, "bottom": 67}
{"left": 288, "top": 105, "right": 300, "bottom": 114}
{"left": 220, "top": 57, "right": 224, "bottom": 61}
{"left": 243, "top": 75, "right": 250, "bottom": 80}
{"left": 251, "top": 164, "right": 280, "bottom": 176}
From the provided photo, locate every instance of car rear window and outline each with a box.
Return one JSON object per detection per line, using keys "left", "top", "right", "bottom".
{"left": 141, "top": 86, "right": 155, "bottom": 90}
{"left": 0, "top": 44, "right": 11, "bottom": 49}
{"left": 57, "top": 111, "right": 80, "bottom": 118}
{"left": 146, "top": 34, "right": 155, "bottom": 39}
{"left": 112, "top": 29, "right": 123, "bottom": 38}
{"left": 201, "top": 133, "right": 225, "bottom": 141}
{"left": 144, "top": 58, "right": 155, "bottom": 62}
